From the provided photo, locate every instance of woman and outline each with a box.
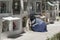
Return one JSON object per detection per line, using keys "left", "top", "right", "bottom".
{"left": 30, "top": 14, "right": 47, "bottom": 32}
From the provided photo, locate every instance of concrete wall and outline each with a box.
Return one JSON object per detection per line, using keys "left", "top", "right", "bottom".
{"left": 0, "top": 0, "right": 12, "bottom": 33}
{"left": 0, "top": 0, "right": 24, "bottom": 35}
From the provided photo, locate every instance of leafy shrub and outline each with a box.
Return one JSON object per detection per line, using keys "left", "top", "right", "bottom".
{"left": 22, "top": 16, "right": 28, "bottom": 27}
{"left": 47, "top": 32, "right": 60, "bottom": 40}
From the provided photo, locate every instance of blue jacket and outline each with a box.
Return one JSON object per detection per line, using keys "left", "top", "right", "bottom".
{"left": 31, "top": 18, "right": 47, "bottom": 32}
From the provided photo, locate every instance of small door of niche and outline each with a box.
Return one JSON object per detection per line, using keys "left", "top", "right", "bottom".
{"left": 2, "top": 20, "right": 9, "bottom": 32}
{"left": 13, "top": 20, "right": 20, "bottom": 31}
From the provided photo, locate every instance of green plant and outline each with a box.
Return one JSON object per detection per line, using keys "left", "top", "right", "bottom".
{"left": 47, "top": 32, "right": 60, "bottom": 40}
{"left": 22, "top": 16, "right": 28, "bottom": 27}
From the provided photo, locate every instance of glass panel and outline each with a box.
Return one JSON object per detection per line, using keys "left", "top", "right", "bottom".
{"left": 0, "top": 1, "right": 10, "bottom": 13}
{"left": 59, "top": 13, "right": 60, "bottom": 16}
{"left": 59, "top": 3, "right": 60, "bottom": 10}
{"left": 24, "top": 2, "right": 27, "bottom": 11}
{"left": 42, "top": 2, "right": 45, "bottom": 10}
{"left": 31, "top": 3, "right": 34, "bottom": 11}
{"left": 13, "top": 0, "right": 21, "bottom": 15}
{"left": 50, "top": 13, "right": 52, "bottom": 17}
{"left": 36, "top": 2, "right": 41, "bottom": 12}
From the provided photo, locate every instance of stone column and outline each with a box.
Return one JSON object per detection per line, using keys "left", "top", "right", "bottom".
{"left": 20, "top": 0, "right": 24, "bottom": 10}
{"left": 56, "top": 1, "right": 59, "bottom": 16}
{"left": 9, "top": 21, "right": 13, "bottom": 31}
{"left": 0, "top": 18, "right": 2, "bottom": 34}
{"left": 19, "top": 0, "right": 24, "bottom": 33}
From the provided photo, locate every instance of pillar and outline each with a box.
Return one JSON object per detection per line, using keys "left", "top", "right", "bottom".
{"left": 9, "top": 21, "right": 13, "bottom": 31}
{"left": 0, "top": 18, "right": 2, "bottom": 33}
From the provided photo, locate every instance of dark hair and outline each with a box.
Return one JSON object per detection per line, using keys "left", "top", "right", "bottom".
{"left": 30, "top": 14, "right": 35, "bottom": 21}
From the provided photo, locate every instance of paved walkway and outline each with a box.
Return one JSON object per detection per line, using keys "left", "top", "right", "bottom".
{"left": 1, "top": 21, "right": 60, "bottom": 40}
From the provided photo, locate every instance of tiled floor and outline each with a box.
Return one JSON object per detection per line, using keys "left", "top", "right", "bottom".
{"left": 1, "top": 21, "right": 60, "bottom": 40}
